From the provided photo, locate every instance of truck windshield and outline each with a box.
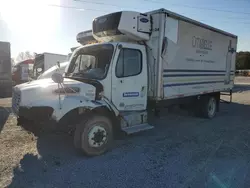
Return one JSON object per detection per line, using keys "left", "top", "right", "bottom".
{"left": 66, "top": 44, "right": 114, "bottom": 80}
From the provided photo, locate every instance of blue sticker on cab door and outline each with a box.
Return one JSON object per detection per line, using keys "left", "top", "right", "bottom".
{"left": 123, "top": 92, "right": 139, "bottom": 97}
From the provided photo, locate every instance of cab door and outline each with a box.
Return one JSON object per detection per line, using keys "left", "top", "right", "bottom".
{"left": 111, "top": 43, "right": 147, "bottom": 111}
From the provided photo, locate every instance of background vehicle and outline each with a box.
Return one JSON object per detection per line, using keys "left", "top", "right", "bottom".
{"left": 12, "top": 9, "right": 237, "bottom": 156}
{"left": 37, "top": 61, "right": 69, "bottom": 80}
{"left": 33, "top": 53, "right": 67, "bottom": 79}
{"left": 12, "top": 59, "right": 34, "bottom": 85}
{"left": 0, "top": 41, "right": 12, "bottom": 98}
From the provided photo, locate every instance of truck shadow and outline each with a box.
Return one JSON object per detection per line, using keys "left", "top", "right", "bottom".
{"left": 0, "top": 107, "right": 11, "bottom": 133}
{"left": 8, "top": 130, "right": 82, "bottom": 188}
{"left": 8, "top": 101, "right": 250, "bottom": 187}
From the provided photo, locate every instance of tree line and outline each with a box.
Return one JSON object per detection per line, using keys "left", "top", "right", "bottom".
{"left": 236, "top": 51, "right": 250, "bottom": 70}
{"left": 12, "top": 51, "right": 36, "bottom": 66}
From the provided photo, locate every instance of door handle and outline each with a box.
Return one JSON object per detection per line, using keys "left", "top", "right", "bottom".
{"left": 120, "top": 80, "right": 123, "bottom": 83}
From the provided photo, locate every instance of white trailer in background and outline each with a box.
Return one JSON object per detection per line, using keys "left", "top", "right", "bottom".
{"left": 13, "top": 8, "right": 237, "bottom": 156}
{"left": 37, "top": 61, "right": 69, "bottom": 80}
{"left": 33, "top": 53, "right": 67, "bottom": 79}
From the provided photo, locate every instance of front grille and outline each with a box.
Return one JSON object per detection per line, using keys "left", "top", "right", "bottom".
{"left": 12, "top": 88, "right": 21, "bottom": 114}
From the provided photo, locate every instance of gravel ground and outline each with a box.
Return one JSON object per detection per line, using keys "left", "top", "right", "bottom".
{"left": 1, "top": 77, "right": 250, "bottom": 188}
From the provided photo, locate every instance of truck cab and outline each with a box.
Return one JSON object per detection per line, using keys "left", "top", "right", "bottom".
{"left": 66, "top": 42, "right": 148, "bottom": 111}
{"left": 12, "top": 11, "right": 152, "bottom": 156}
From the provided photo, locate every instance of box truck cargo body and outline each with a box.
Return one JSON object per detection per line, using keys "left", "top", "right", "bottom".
{"left": 146, "top": 10, "right": 236, "bottom": 101}
{"left": 0, "top": 41, "right": 12, "bottom": 97}
{"left": 13, "top": 9, "right": 237, "bottom": 156}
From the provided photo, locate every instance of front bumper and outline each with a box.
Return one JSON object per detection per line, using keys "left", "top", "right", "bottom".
{"left": 18, "top": 106, "right": 54, "bottom": 122}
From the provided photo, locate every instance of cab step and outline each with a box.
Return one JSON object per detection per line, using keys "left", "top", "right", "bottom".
{"left": 121, "top": 123, "right": 154, "bottom": 134}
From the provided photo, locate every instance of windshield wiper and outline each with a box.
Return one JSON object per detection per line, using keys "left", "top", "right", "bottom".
{"left": 73, "top": 72, "right": 83, "bottom": 75}
{"left": 65, "top": 75, "right": 96, "bottom": 83}
{"left": 71, "top": 72, "right": 86, "bottom": 77}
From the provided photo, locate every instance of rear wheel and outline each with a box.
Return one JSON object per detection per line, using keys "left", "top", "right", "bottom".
{"left": 74, "top": 115, "right": 113, "bottom": 156}
{"left": 201, "top": 96, "right": 217, "bottom": 119}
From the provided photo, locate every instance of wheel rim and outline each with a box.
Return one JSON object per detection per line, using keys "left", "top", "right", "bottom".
{"left": 208, "top": 98, "right": 216, "bottom": 117}
{"left": 87, "top": 125, "right": 107, "bottom": 148}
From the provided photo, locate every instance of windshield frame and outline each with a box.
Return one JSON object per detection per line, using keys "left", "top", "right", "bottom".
{"left": 65, "top": 43, "right": 115, "bottom": 81}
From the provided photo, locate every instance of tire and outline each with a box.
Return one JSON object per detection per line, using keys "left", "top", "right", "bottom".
{"left": 74, "top": 115, "right": 113, "bottom": 156}
{"left": 201, "top": 96, "right": 217, "bottom": 119}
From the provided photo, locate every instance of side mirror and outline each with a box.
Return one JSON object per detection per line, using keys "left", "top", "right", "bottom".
{"left": 57, "top": 61, "right": 60, "bottom": 68}
{"left": 51, "top": 72, "right": 64, "bottom": 84}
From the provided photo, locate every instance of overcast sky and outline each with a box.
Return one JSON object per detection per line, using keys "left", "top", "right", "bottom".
{"left": 0, "top": 0, "right": 249, "bottom": 58}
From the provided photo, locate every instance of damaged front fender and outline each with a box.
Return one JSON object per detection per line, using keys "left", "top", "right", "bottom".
{"left": 52, "top": 96, "right": 113, "bottom": 122}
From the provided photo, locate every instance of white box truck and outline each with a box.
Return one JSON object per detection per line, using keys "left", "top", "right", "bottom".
{"left": 37, "top": 61, "right": 69, "bottom": 80}
{"left": 33, "top": 52, "right": 67, "bottom": 79}
{"left": 12, "top": 9, "right": 237, "bottom": 156}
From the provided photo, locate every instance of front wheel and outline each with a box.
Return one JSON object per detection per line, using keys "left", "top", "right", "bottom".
{"left": 74, "top": 115, "right": 113, "bottom": 156}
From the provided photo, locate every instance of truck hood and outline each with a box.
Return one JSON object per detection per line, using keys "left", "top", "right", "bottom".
{"left": 15, "top": 78, "right": 97, "bottom": 107}
{"left": 17, "top": 78, "right": 83, "bottom": 90}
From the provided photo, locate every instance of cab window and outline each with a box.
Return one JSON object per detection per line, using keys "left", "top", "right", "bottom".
{"left": 116, "top": 48, "right": 142, "bottom": 78}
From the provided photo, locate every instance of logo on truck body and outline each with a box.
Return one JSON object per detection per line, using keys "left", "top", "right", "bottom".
{"left": 140, "top": 18, "right": 149, "bottom": 23}
{"left": 192, "top": 36, "right": 212, "bottom": 51}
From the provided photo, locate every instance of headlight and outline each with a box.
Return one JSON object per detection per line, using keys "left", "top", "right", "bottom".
{"left": 54, "top": 87, "right": 80, "bottom": 94}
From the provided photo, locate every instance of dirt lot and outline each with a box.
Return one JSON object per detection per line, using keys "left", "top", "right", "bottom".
{"left": 1, "top": 77, "right": 250, "bottom": 188}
